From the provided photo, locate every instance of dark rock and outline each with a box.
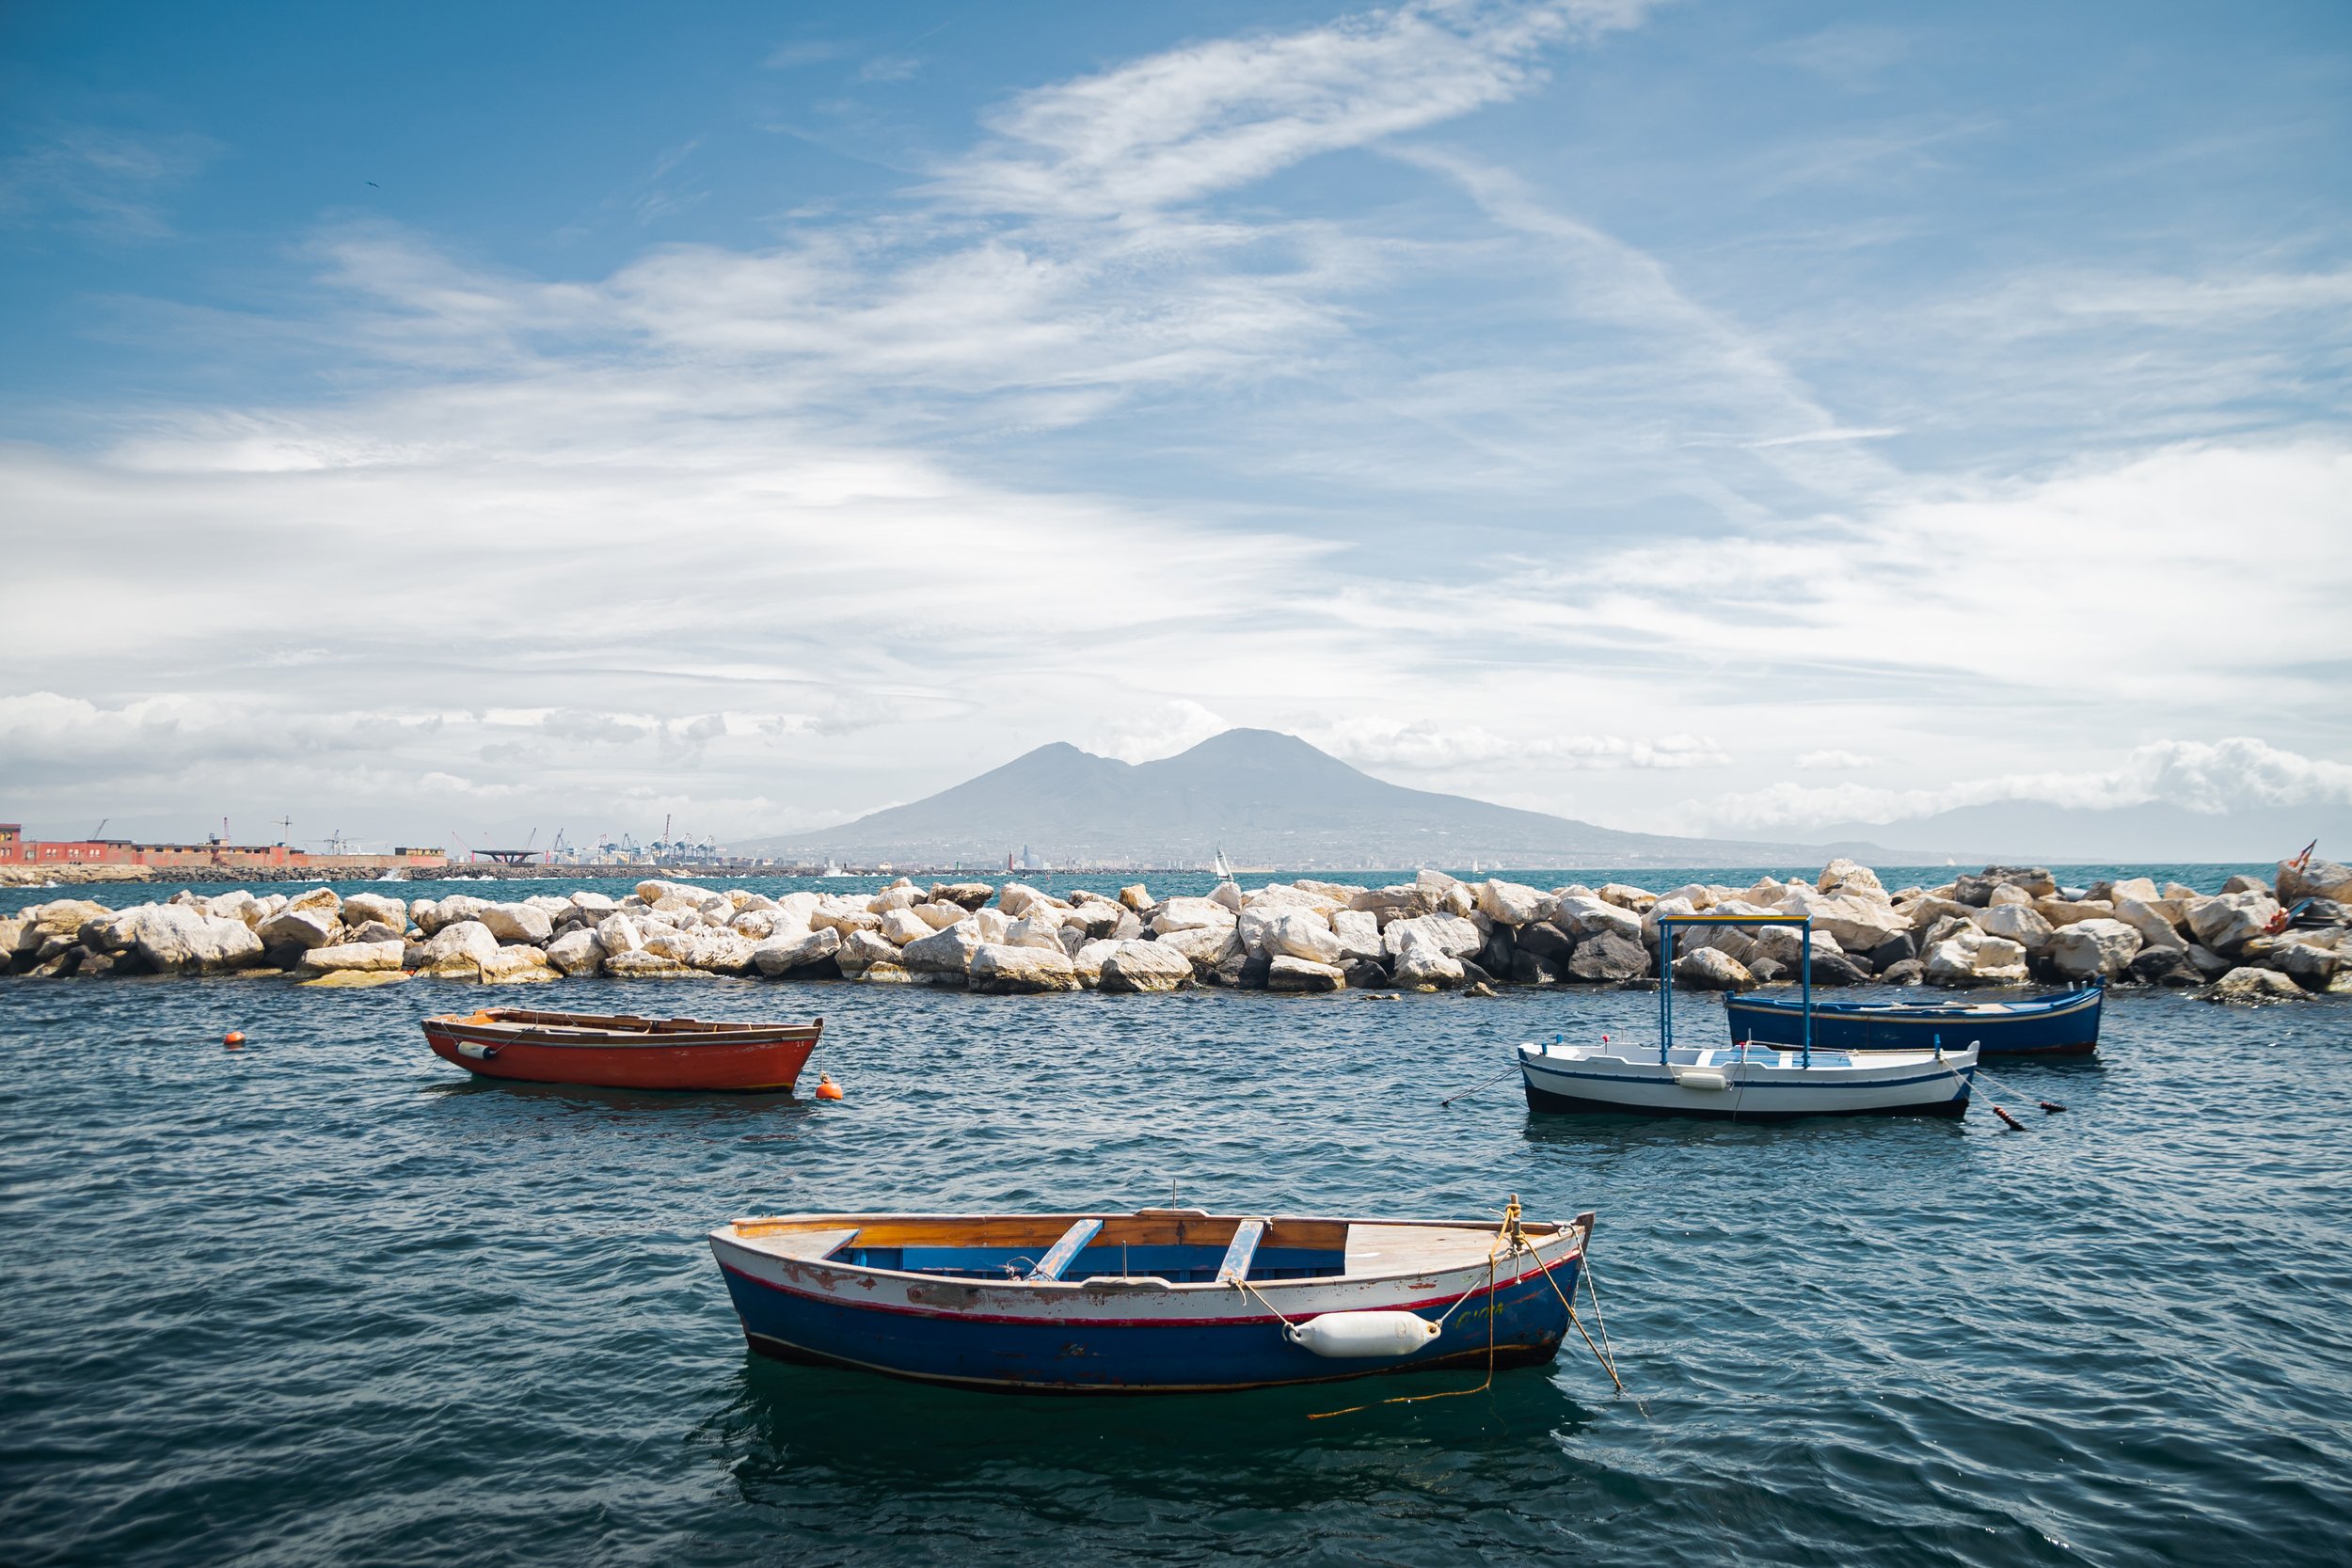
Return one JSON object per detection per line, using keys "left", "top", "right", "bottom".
{"left": 1509, "top": 950, "right": 1563, "bottom": 986}
{"left": 1457, "top": 959, "right": 1496, "bottom": 988}
{"left": 1878, "top": 958, "right": 1924, "bottom": 986}
{"left": 1981, "top": 865, "right": 2057, "bottom": 896}
{"left": 2131, "top": 945, "right": 2203, "bottom": 988}
{"left": 2220, "top": 874, "right": 2271, "bottom": 895}
{"left": 1339, "top": 958, "right": 1390, "bottom": 990}
{"left": 1566, "top": 931, "right": 1650, "bottom": 983}
{"left": 1807, "top": 950, "right": 1871, "bottom": 987}
{"left": 1212, "top": 953, "right": 1274, "bottom": 990}
{"left": 1482, "top": 927, "right": 1517, "bottom": 974}
{"left": 1746, "top": 957, "right": 1787, "bottom": 985}
{"left": 262, "top": 942, "right": 310, "bottom": 972}
{"left": 1867, "top": 932, "right": 1916, "bottom": 971}
{"left": 1516, "top": 920, "right": 1577, "bottom": 963}
{"left": 930, "top": 882, "right": 996, "bottom": 910}
{"left": 75, "top": 951, "right": 119, "bottom": 977}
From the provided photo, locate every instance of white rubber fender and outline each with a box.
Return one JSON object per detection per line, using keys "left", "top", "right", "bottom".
{"left": 1671, "top": 1067, "right": 1728, "bottom": 1090}
{"left": 1286, "top": 1310, "right": 1441, "bottom": 1358}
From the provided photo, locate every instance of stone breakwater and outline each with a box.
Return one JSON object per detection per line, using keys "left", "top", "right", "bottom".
{"left": 7, "top": 858, "right": 2349, "bottom": 1005}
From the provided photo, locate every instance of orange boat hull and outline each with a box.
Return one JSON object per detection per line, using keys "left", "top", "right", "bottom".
{"left": 422, "top": 1019, "right": 819, "bottom": 1092}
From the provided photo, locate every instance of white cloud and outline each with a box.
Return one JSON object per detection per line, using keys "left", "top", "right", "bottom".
{"left": 1091, "top": 701, "right": 1233, "bottom": 764}
{"left": 1319, "top": 719, "right": 1728, "bottom": 770}
{"left": 1796, "top": 750, "right": 1874, "bottom": 770}
{"left": 1699, "top": 736, "right": 2352, "bottom": 832}
{"left": 0, "top": 125, "right": 216, "bottom": 238}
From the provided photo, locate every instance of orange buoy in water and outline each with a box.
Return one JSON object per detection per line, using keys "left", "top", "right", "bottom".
{"left": 224, "top": 1031, "right": 246, "bottom": 1048}
{"left": 813, "top": 1073, "right": 844, "bottom": 1101}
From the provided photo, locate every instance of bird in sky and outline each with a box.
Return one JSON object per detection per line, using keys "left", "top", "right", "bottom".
{"left": 366, "top": 180, "right": 379, "bottom": 187}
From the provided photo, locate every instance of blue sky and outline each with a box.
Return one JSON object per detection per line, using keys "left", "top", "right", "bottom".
{"left": 3, "top": 0, "right": 2347, "bottom": 855}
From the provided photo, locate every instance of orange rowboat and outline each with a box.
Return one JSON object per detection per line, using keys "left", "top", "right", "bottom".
{"left": 421, "top": 1008, "right": 823, "bottom": 1092}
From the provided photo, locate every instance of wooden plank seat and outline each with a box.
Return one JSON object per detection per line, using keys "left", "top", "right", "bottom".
{"left": 1216, "top": 1218, "right": 1265, "bottom": 1285}
{"left": 1027, "top": 1217, "right": 1104, "bottom": 1281}
{"left": 734, "top": 1226, "right": 860, "bottom": 1263}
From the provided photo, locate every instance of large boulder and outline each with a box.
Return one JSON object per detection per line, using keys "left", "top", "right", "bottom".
{"left": 2272, "top": 936, "right": 2345, "bottom": 989}
{"left": 1978, "top": 903, "right": 2056, "bottom": 951}
{"left": 478, "top": 902, "right": 554, "bottom": 944}
{"left": 1391, "top": 942, "right": 1465, "bottom": 989}
{"left": 604, "top": 949, "right": 702, "bottom": 977}
{"left": 877, "top": 908, "right": 933, "bottom": 946}
{"left": 1382, "top": 913, "right": 1484, "bottom": 962}
{"left": 1261, "top": 911, "right": 1344, "bottom": 966}
{"left": 294, "top": 940, "right": 405, "bottom": 975}
{"left": 2111, "top": 896, "right": 2184, "bottom": 952}
{"left": 1671, "top": 947, "right": 1752, "bottom": 990}
{"left": 1922, "top": 927, "right": 2029, "bottom": 987}
{"left": 1005, "top": 913, "right": 1067, "bottom": 952}
{"left": 419, "top": 920, "right": 500, "bottom": 974}
{"left": 970, "top": 943, "right": 1079, "bottom": 994}
{"left": 1099, "top": 941, "right": 1196, "bottom": 994}
{"left": 255, "top": 905, "right": 340, "bottom": 952}
{"left": 478, "top": 944, "right": 559, "bottom": 984}
{"left": 114, "top": 906, "right": 266, "bottom": 974}
{"left": 2280, "top": 856, "right": 2352, "bottom": 905}
{"left": 1151, "top": 897, "right": 1237, "bottom": 936}
{"left": 1267, "top": 956, "right": 1345, "bottom": 992}
{"left": 834, "top": 929, "right": 902, "bottom": 976}
{"left": 1515, "top": 920, "right": 1577, "bottom": 964}
{"left": 544, "top": 929, "right": 606, "bottom": 976}
{"left": 1328, "top": 909, "right": 1386, "bottom": 962}
{"left": 684, "top": 929, "right": 757, "bottom": 975}
{"left": 1476, "top": 879, "right": 1548, "bottom": 927}
{"left": 753, "top": 926, "right": 842, "bottom": 977}
{"left": 2206, "top": 966, "right": 2306, "bottom": 1005}
{"left": 1776, "top": 886, "right": 1911, "bottom": 951}
{"left": 1565, "top": 931, "right": 1649, "bottom": 983}
{"left": 2035, "top": 896, "right": 2116, "bottom": 928}
{"left": 342, "top": 892, "right": 408, "bottom": 930}
{"left": 595, "top": 912, "right": 645, "bottom": 954}
{"left": 1552, "top": 895, "right": 1642, "bottom": 944}
{"left": 416, "top": 895, "right": 486, "bottom": 935}
{"left": 1816, "top": 859, "right": 1886, "bottom": 899}
{"left": 930, "top": 881, "right": 995, "bottom": 911}
{"left": 1154, "top": 926, "right": 1243, "bottom": 975}
{"left": 899, "top": 922, "right": 984, "bottom": 977}
{"left": 2186, "top": 892, "right": 2280, "bottom": 955}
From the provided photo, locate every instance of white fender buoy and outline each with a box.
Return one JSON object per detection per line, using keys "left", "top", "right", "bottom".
{"left": 1286, "top": 1311, "right": 1441, "bottom": 1358}
{"left": 1672, "top": 1067, "right": 1728, "bottom": 1090}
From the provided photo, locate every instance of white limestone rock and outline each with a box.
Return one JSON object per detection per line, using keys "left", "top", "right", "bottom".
{"left": 595, "top": 912, "right": 644, "bottom": 954}
{"left": 2187, "top": 892, "right": 2280, "bottom": 955}
{"left": 294, "top": 940, "right": 405, "bottom": 975}
{"left": 115, "top": 906, "right": 266, "bottom": 974}
{"left": 478, "top": 944, "right": 559, "bottom": 984}
{"left": 1006, "top": 913, "right": 1068, "bottom": 951}
{"left": 1261, "top": 911, "right": 1344, "bottom": 966}
{"left": 1329, "top": 908, "right": 1386, "bottom": 962}
{"left": 604, "top": 950, "right": 703, "bottom": 977}
{"left": 419, "top": 920, "right": 500, "bottom": 974}
{"left": 204, "top": 890, "right": 258, "bottom": 924}
{"left": 2048, "top": 919, "right": 2142, "bottom": 979}
{"left": 569, "top": 891, "right": 618, "bottom": 916}
{"left": 878, "top": 908, "right": 933, "bottom": 946}
{"left": 2111, "top": 896, "right": 2185, "bottom": 952}
{"left": 544, "top": 928, "right": 606, "bottom": 976}
{"left": 255, "top": 905, "right": 340, "bottom": 952}
{"left": 1776, "top": 886, "right": 1910, "bottom": 951}
{"left": 912, "top": 901, "right": 968, "bottom": 932}
{"left": 477, "top": 902, "right": 554, "bottom": 945}
{"left": 1381, "top": 913, "right": 1484, "bottom": 962}
{"left": 1151, "top": 897, "right": 1237, "bottom": 936}
{"left": 834, "top": 929, "right": 901, "bottom": 976}
{"left": 342, "top": 893, "right": 407, "bottom": 930}
{"left": 899, "top": 921, "right": 983, "bottom": 978}
{"left": 1099, "top": 941, "right": 1195, "bottom": 994}
{"left": 1267, "top": 955, "right": 1345, "bottom": 992}
{"left": 1671, "top": 947, "right": 1753, "bottom": 990}
{"left": 1815, "top": 859, "right": 1887, "bottom": 899}
{"left": 1977, "top": 903, "right": 2056, "bottom": 951}
{"left": 2206, "top": 966, "right": 2306, "bottom": 1005}
{"left": 1922, "top": 927, "right": 2028, "bottom": 987}
{"left": 1154, "top": 926, "right": 1242, "bottom": 975}
{"left": 970, "top": 942, "right": 1079, "bottom": 993}
{"left": 752, "top": 926, "right": 842, "bottom": 977}
{"left": 1477, "top": 879, "right": 1548, "bottom": 927}
{"left": 1072, "top": 938, "right": 1120, "bottom": 988}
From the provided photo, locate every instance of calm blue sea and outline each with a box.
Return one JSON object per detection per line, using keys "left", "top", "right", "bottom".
{"left": 4, "top": 861, "right": 2345, "bottom": 1566}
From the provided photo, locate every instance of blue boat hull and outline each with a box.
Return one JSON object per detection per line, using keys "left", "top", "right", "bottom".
{"left": 1724, "top": 987, "right": 2102, "bottom": 1056}
{"left": 718, "top": 1260, "right": 1577, "bottom": 1393}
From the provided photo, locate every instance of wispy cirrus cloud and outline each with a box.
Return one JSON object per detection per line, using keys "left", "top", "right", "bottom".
{"left": 0, "top": 124, "right": 216, "bottom": 239}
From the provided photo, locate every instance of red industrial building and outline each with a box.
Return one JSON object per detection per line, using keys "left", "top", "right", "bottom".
{"left": 0, "top": 824, "right": 448, "bottom": 873}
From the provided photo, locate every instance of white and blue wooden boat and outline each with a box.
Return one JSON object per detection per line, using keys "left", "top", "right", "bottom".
{"left": 1724, "top": 984, "right": 2102, "bottom": 1056}
{"left": 709, "top": 1205, "right": 1593, "bottom": 1393}
{"left": 1518, "top": 913, "right": 1979, "bottom": 1120}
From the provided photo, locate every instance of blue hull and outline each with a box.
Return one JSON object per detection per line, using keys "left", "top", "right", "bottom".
{"left": 1724, "top": 987, "right": 2102, "bottom": 1056}
{"left": 718, "top": 1261, "right": 1577, "bottom": 1393}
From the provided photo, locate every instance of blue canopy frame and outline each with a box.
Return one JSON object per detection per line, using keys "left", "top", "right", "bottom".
{"left": 1657, "top": 913, "right": 1816, "bottom": 1066}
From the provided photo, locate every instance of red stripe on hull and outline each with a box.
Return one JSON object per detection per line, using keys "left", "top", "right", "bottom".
{"left": 423, "top": 1027, "right": 815, "bottom": 1092}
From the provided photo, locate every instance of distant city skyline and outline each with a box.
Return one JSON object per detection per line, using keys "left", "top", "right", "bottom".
{"left": 4, "top": 1, "right": 2346, "bottom": 858}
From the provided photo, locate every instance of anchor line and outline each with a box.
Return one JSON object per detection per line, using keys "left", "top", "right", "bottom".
{"left": 1306, "top": 1197, "right": 1531, "bottom": 1420}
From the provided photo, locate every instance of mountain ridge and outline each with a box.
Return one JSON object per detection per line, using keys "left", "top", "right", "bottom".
{"left": 738, "top": 728, "right": 1928, "bottom": 869}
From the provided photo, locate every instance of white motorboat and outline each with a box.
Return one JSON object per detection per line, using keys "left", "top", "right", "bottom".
{"left": 1517, "top": 911, "right": 1979, "bottom": 1121}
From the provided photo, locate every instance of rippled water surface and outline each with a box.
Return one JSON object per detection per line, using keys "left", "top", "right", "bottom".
{"left": 4, "top": 962, "right": 2348, "bottom": 1565}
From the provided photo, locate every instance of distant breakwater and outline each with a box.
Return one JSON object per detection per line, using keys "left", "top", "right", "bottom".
{"left": 8, "top": 857, "right": 2347, "bottom": 1006}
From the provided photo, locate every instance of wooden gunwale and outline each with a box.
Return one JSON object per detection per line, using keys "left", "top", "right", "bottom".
{"left": 424, "top": 1008, "right": 821, "bottom": 1049}
{"left": 719, "top": 1210, "right": 1577, "bottom": 1293}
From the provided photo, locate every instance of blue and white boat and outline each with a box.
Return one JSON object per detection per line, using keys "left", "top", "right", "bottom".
{"left": 1518, "top": 913, "right": 1979, "bottom": 1120}
{"left": 709, "top": 1204, "right": 1593, "bottom": 1393}
{"left": 1724, "top": 985, "right": 2102, "bottom": 1057}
